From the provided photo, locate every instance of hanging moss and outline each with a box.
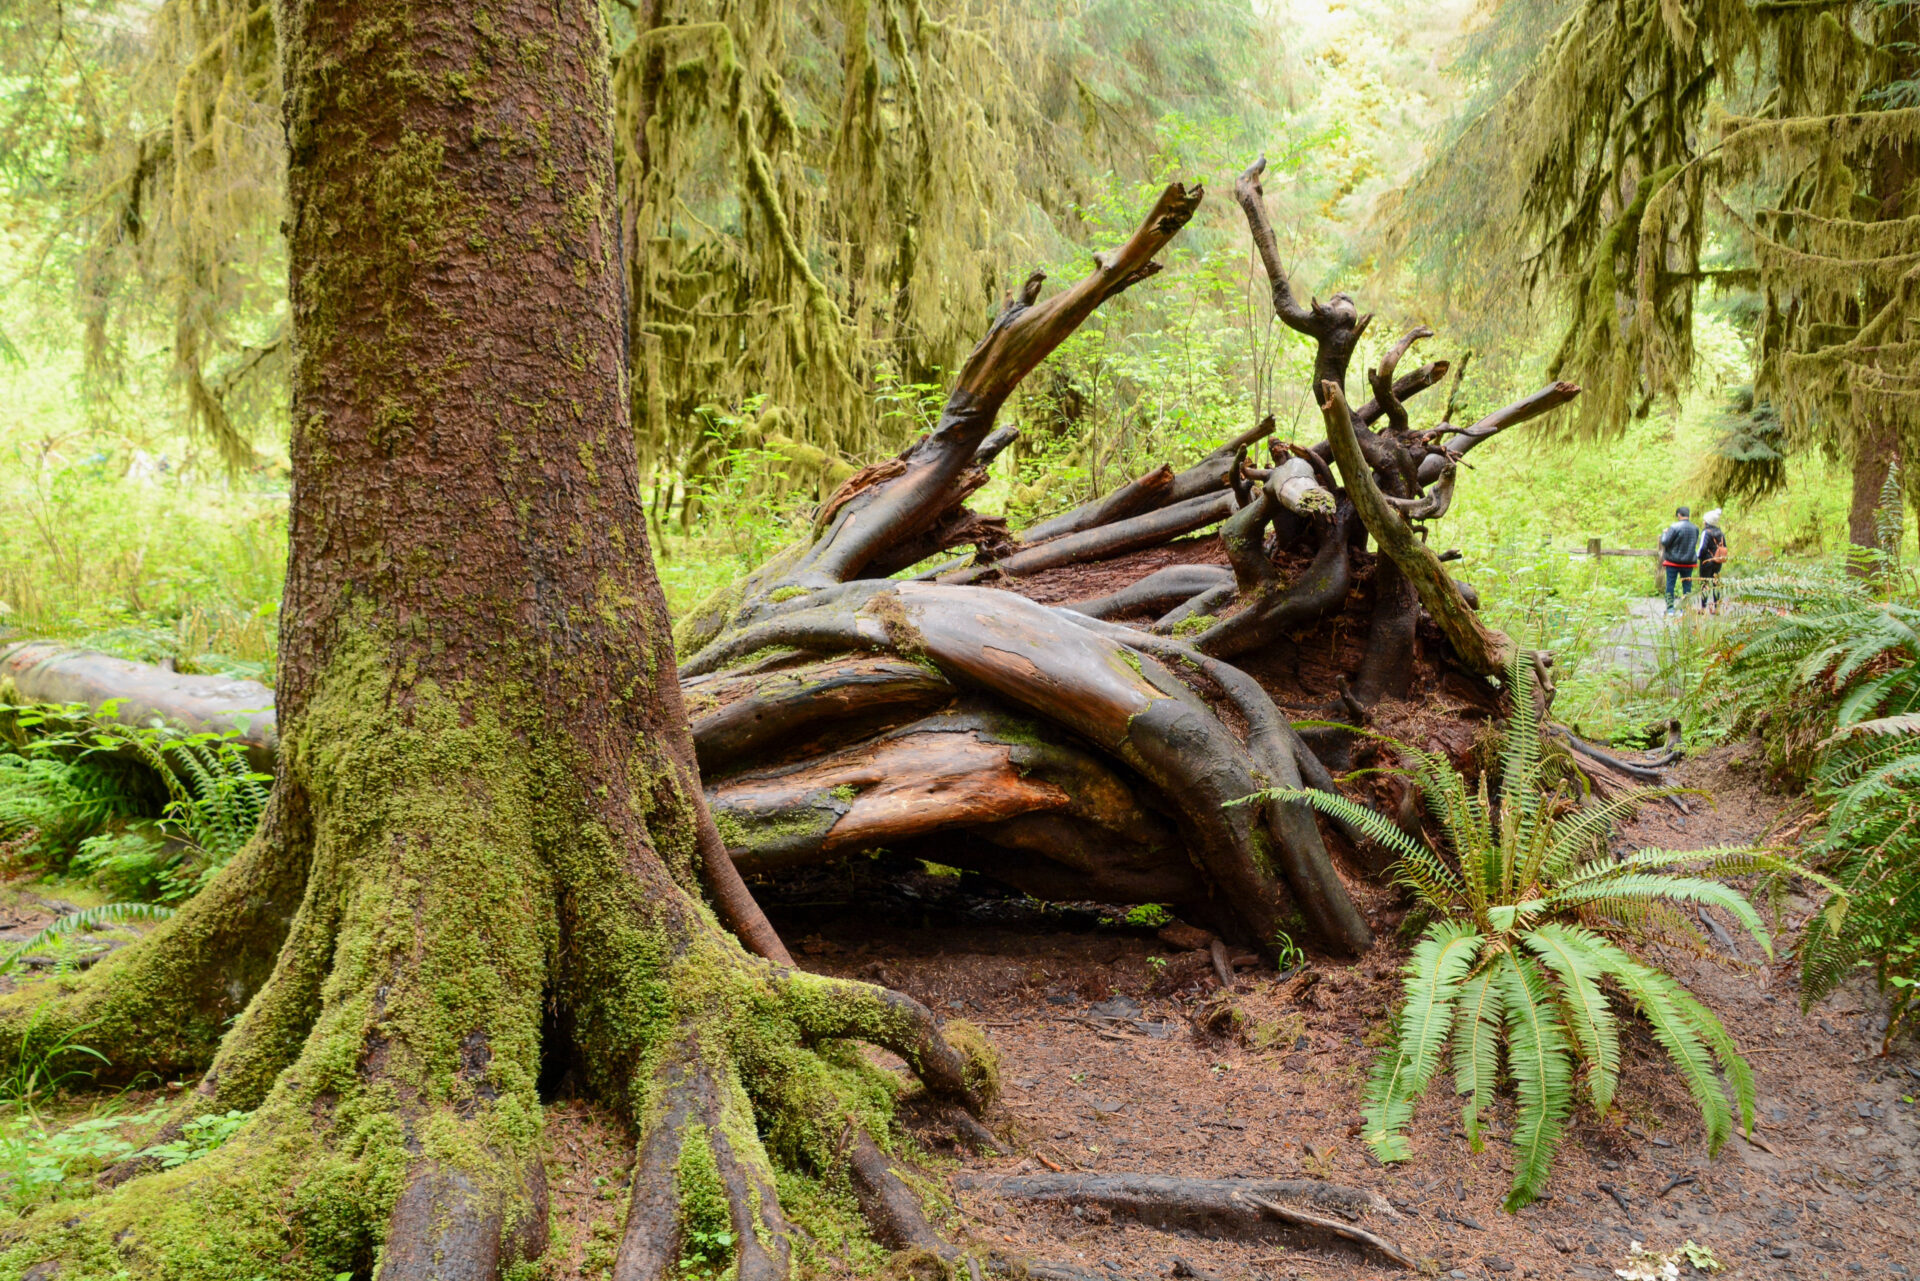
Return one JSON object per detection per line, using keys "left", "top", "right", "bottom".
{"left": 1397, "top": 0, "right": 1920, "bottom": 520}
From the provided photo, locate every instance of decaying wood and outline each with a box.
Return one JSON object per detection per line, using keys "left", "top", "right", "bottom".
{"left": 1021, "top": 463, "right": 1175, "bottom": 545}
{"left": 1320, "top": 381, "right": 1515, "bottom": 678}
{"left": 1235, "top": 1190, "right": 1415, "bottom": 1269}
{"left": 955, "top": 1172, "right": 1398, "bottom": 1254}
{"left": 10, "top": 173, "right": 1603, "bottom": 982}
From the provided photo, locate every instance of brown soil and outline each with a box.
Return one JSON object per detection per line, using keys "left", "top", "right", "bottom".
{"left": 532, "top": 741, "right": 1920, "bottom": 1279}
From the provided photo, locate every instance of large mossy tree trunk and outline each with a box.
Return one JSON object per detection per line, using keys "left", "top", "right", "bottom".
{"left": 0, "top": 0, "right": 987, "bottom": 1276}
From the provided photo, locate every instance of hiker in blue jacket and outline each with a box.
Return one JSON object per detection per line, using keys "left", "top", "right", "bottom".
{"left": 1658, "top": 506, "right": 1702, "bottom": 613}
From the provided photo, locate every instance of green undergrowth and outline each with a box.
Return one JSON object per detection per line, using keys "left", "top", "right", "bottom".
{"left": 0, "top": 704, "right": 269, "bottom": 906}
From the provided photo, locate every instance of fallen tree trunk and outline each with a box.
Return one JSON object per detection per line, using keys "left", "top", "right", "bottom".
{"left": 0, "top": 641, "right": 277, "bottom": 768}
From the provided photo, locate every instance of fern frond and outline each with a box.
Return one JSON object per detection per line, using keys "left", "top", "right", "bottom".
{"left": 1540, "top": 789, "right": 1691, "bottom": 877}
{"left": 1498, "top": 951, "right": 1574, "bottom": 1211}
{"left": 1261, "top": 785, "right": 1443, "bottom": 872}
{"left": 1548, "top": 874, "right": 1773, "bottom": 958}
{"left": 1524, "top": 923, "right": 1622, "bottom": 1115}
{"left": 1361, "top": 921, "right": 1482, "bottom": 1163}
{"left": 1451, "top": 967, "right": 1503, "bottom": 1149}
{"left": 0, "top": 902, "right": 176, "bottom": 974}
{"left": 1584, "top": 938, "right": 1736, "bottom": 1154}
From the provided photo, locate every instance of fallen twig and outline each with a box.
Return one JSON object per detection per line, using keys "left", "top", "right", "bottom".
{"left": 1656, "top": 1173, "right": 1696, "bottom": 1198}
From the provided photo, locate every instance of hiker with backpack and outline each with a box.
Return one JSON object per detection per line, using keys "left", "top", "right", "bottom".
{"left": 1696, "top": 509, "right": 1729, "bottom": 612}
{"left": 1658, "top": 506, "right": 1702, "bottom": 614}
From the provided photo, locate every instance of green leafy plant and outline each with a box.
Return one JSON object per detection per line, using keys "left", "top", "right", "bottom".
{"left": 1270, "top": 927, "right": 1306, "bottom": 973}
{"left": 1708, "top": 563, "right": 1920, "bottom": 1048}
{"left": 0, "top": 703, "right": 269, "bottom": 900}
{"left": 0, "top": 902, "right": 176, "bottom": 977}
{"left": 1255, "top": 655, "right": 1780, "bottom": 1209}
{"left": 0, "top": 1004, "right": 111, "bottom": 1114}
{"left": 0, "top": 707, "right": 149, "bottom": 869}
{"left": 1124, "top": 902, "right": 1171, "bottom": 928}
{"left": 134, "top": 1108, "right": 249, "bottom": 1168}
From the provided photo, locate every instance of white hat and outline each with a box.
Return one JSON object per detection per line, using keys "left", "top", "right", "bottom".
{"left": 1703, "top": 508, "right": 1722, "bottom": 524}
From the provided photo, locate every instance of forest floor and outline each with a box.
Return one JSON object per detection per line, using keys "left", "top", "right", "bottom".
{"left": 530, "top": 743, "right": 1920, "bottom": 1279}
{"left": 755, "top": 745, "right": 1920, "bottom": 1281}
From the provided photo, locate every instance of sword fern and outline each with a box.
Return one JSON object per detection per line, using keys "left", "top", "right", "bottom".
{"left": 1252, "top": 652, "right": 1778, "bottom": 1210}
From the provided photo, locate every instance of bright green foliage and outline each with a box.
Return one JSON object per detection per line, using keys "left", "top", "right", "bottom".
{"left": 1706, "top": 562, "right": 1920, "bottom": 1046}
{"left": 1258, "top": 653, "right": 1776, "bottom": 1209}
{"left": 1400, "top": 0, "right": 1920, "bottom": 522}
{"left": 0, "top": 705, "right": 268, "bottom": 900}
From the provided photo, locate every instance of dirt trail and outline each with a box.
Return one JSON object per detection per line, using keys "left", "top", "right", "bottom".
{"left": 713, "top": 745, "right": 1919, "bottom": 1281}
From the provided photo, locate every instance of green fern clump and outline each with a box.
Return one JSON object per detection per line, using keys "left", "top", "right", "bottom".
{"left": 1260, "top": 657, "right": 1781, "bottom": 1210}
{"left": 1716, "top": 562, "right": 1920, "bottom": 1045}
{"left": 0, "top": 705, "right": 268, "bottom": 900}
{"left": 1705, "top": 564, "right": 1920, "bottom": 787}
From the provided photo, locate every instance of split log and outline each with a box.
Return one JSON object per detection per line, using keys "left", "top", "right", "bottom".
{"left": 710, "top": 706, "right": 1188, "bottom": 898}
{"left": 688, "top": 654, "right": 955, "bottom": 773}
{"left": 1020, "top": 464, "right": 1175, "bottom": 545}
{"left": 942, "top": 489, "right": 1236, "bottom": 585}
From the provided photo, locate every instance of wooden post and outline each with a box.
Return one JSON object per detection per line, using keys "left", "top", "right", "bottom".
{"left": 1587, "top": 536, "right": 1602, "bottom": 559}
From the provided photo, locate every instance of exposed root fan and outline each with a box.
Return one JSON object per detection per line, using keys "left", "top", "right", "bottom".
{"left": 677, "top": 160, "right": 1587, "bottom": 963}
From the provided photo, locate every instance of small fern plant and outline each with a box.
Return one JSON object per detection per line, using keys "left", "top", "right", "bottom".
{"left": 0, "top": 902, "right": 176, "bottom": 976}
{"left": 1256, "top": 657, "right": 1784, "bottom": 1210}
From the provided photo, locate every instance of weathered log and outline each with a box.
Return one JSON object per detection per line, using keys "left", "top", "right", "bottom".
{"left": 1191, "top": 504, "right": 1357, "bottom": 659}
{"left": 1161, "top": 417, "right": 1277, "bottom": 506}
{"left": 1320, "top": 383, "right": 1514, "bottom": 678}
{"left": 0, "top": 641, "right": 277, "bottom": 768}
{"left": 709, "top": 707, "right": 1177, "bottom": 878}
{"left": 1267, "top": 456, "right": 1335, "bottom": 516}
{"left": 687, "top": 655, "right": 955, "bottom": 773}
{"left": 786, "top": 182, "right": 1204, "bottom": 591}
{"left": 1020, "top": 463, "right": 1175, "bottom": 545}
{"left": 1065, "top": 565, "right": 1234, "bottom": 620}
{"left": 689, "top": 583, "right": 1350, "bottom": 954}
{"left": 1069, "top": 617, "right": 1372, "bottom": 953}
{"left": 943, "top": 490, "right": 1236, "bottom": 585}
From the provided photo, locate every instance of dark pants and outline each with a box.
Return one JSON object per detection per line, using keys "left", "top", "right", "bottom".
{"left": 1664, "top": 563, "right": 1694, "bottom": 610}
{"left": 1698, "top": 561, "right": 1722, "bottom": 608}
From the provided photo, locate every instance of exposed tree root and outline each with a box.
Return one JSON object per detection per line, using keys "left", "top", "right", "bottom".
{"left": 954, "top": 1172, "right": 1403, "bottom": 1261}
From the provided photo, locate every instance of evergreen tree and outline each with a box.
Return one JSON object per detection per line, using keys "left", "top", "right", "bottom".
{"left": 1396, "top": 0, "right": 1920, "bottom": 547}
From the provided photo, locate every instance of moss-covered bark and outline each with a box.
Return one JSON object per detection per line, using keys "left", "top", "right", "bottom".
{"left": 0, "top": 0, "right": 986, "bottom": 1275}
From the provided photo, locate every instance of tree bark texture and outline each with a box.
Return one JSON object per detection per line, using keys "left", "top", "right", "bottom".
{"left": 0, "top": 1, "right": 984, "bottom": 1276}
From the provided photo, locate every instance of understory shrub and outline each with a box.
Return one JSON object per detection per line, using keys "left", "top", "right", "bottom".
{"left": 1706, "top": 563, "right": 1920, "bottom": 1048}
{"left": 0, "top": 704, "right": 268, "bottom": 901}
